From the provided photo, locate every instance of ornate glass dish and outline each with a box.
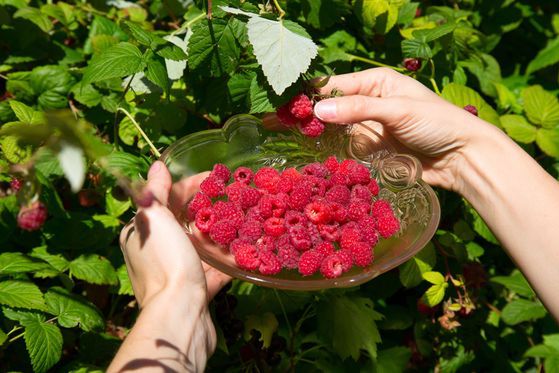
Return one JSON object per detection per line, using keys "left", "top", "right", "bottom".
{"left": 160, "top": 114, "right": 440, "bottom": 290}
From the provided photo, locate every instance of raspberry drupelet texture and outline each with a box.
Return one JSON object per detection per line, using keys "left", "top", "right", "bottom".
{"left": 359, "top": 216, "right": 379, "bottom": 246}
{"left": 256, "top": 235, "right": 276, "bottom": 252}
{"left": 326, "top": 185, "right": 351, "bottom": 205}
{"left": 187, "top": 192, "right": 212, "bottom": 220}
{"left": 323, "top": 156, "right": 339, "bottom": 173}
{"left": 340, "top": 226, "right": 362, "bottom": 251}
{"left": 225, "top": 182, "right": 245, "bottom": 204}
{"left": 377, "top": 215, "right": 400, "bottom": 238}
{"left": 17, "top": 201, "right": 48, "bottom": 231}
{"left": 276, "top": 104, "right": 299, "bottom": 127}
{"left": 320, "top": 254, "right": 345, "bottom": 279}
{"left": 337, "top": 250, "right": 354, "bottom": 272}
{"left": 284, "top": 210, "right": 308, "bottom": 228}
{"left": 209, "top": 220, "right": 237, "bottom": 246}
{"left": 289, "top": 185, "right": 312, "bottom": 211}
{"left": 288, "top": 94, "right": 314, "bottom": 119}
{"left": 211, "top": 163, "right": 231, "bottom": 182}
{"left": 10, "top": 178, "right": 22, "bottom": 191}
{"left": 254, "top": 167, "right": 281, "bottom": 193}
{"left": 195, "top": 207, "right": 217, "bottom": 233}
{"left": 372, "top": 199, "right": 394, "bottom": 219}
{"left": 240, "top": 187, "right": 262, "bottom": 210}
{"left": 304, "top": 200, "right": 331, "bottom": 224}
{"left": 314, "top": 241, "right": 335, "bottom": 257}
{"left": 277, "top": 244, "right": 300, "bottom": 269}
{"left": 329, "top": 202, "right": 348, "bottom": 223}
{"left": 330, "top": 172, "right": 349, "bottom": 186}
{"left": 463, "top": 105, "right": 478, "bottom": 116}
{"left": 299, "top": 116, "right": 325, "bottom": 138}
{"left": 403, "top": 58, "right": 422, "bottom": 71}
{"left": 289, "top": 225, "right": 312, "bottom": 251}
{"left": 302, "top": 162, "right": 329, "bottom": 178}
{"left": 234, "top": 243, "right": 260, "bottom": 270}
{"left": 347, "top": 200, "right": 371, "bottom": 221}
{"left": 200, "top": 176, "right": 225, "bottom": 198}
{"left": 349, "top": 241, "right": 374, "bottom": 267}
{"left": 298, "top": 250, "right": 323, "bottom": 276}
{"left": 318, "top": 222, "right": 340, "bottom": 242}
{"left": 233, "top": 167, "right": 254, "bottom": 185}
{"left": 213, "top": 201, "right": 244, "bottom": 229}
{"left": 259, "top": 251, "right": 282, "bottom": 275}
{"left": 238, "top": 219, "right": 263, "bottom": 242}
{"left": 263, "top": 217, "right": 286, "bottom": 237}
{"left": 367, "top": 179, "right": 380, "bottom": 196}
{"left": 351, "top": 184, "right": 372, "bottom": 203}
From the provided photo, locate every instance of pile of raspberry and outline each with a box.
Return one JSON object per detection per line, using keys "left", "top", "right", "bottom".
{"left": 276, "top": 93, "right": 325, "bottom": 138}
{"left": 187, "top": 156, "right": 400, "bottom": 279}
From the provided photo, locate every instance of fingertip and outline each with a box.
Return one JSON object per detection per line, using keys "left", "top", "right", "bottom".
{"left": 314, "top": 100, "right": 338, "bottom": 122}
{"left": 148, "top": 161, "right": 165, "bottom": 180}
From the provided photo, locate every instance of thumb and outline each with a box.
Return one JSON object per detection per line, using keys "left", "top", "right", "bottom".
{"left": 314, "top": 95, "right": 409, "bottom": 126}
{"left": 145, "top": 161, "right": 172, "bottom": 206}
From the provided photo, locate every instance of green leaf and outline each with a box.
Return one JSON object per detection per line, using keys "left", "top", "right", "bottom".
{"left": 13, "top": 7, "right": 52, "bottom": 32}
{"left": 0, "top": 328, "right": 7, "bottom": 346}
{"left": 501, "top": 299, "right": 547, "bottom": 325}
{"left": 145, "top": 54, "right": 170, "bottom": 96}
{"left": 0, "top": 252, "right": 50, "bottom": 274}
{"left": 423, "top": 282, "right": 448, "bottom": 307}
{"left": 301, "top": 0, "right": 351, "bottom": 29}
{"left": 422, "top": 271, "right": 445, "bottom": 285}
{"left": 68, "top": 255, "right": 118, "bottom": 285}
{"left": 401, "top": 38, "right": 432, "bottom": 59}
{"left": 106, "top": 190, "right": 131, "bottom": 217}
{"left": 399, "top": 242, "right": 436, "bottom": 288}
{"left": 441, "top": 83, "right": 501, "bottom": 127}
{"left": 29, "top": 65, "right": 76, "bottom": 110}
{"left": 117, "top": 265, "right": 134, "bottom": 296}
{"left": 373, "top": 346, "right": 412, "bottom": 373}
{"left": 317, "top": 295, "right": 382, "bottom": 360}
{"left": 0, "top": 280, "right": 46, "bottom": 310}
{"left": 24, "top": 319, "right": 63, "bottom": 373}
{"left": 522, "top": 85, "right": 559, "bottom": 128}
{"left": 45, "top": 287, "right": 104, "bottom": 331}
{"left": 462, "top": 54, "right": 501, "bottom": 97}
{"left": 465, "top": 242, "right": 484, "bottom": 260}
{"left": 494, "top": 83, "right": 522, "bottom": 112}
{"left": 501, "top": 115, "right": 537, "bottom": 143}
{"left": 124, "top": 21, "right": 163, "bottom": 48}
{"left": 413, "top": 21, "right": 456, "bottom": 42}
{"left": 163, "top": 34, "right": 189, "bottom": 80}
{"left": 29, "top": 246, "right": 69, "bottom": 272}
{"left": 57, "top": 140, "right": 86, "bottom": 193}
{"left": 3, "top": 307, "right": 46, "bottom": 326}
{"left": 249, "top": 75, "right": 274, "bottom": 113}
{"left": 536, "top": 127, "right": 559, "bottom": 158}
{"left": 157, "top": 43, "right": 188, "bottom": 61}
{"left": 9, "top": 100, "right": 44, "bottom": 124}
{"left": 491, "top": 270, "right": 535, "bottom": 297}
{"left": 527, "top": 37, "right": 559, "bottom": 74}
{"left": 525, "top": 344, "right": 559, "bottom": 359}
{"left": 82, "top": 42, "right": 146, "bottom": 85}
{"left": 243, "top": 312, "right": 278, "bottom": 348}
{"left": 71, "top": 83, "right": 103, "bottom": 108}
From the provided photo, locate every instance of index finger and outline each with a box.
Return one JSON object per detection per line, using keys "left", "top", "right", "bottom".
{"left": 317, "top": 68, "right": 400, "bottom": 97}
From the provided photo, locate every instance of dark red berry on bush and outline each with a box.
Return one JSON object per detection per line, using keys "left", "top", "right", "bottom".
{"left": 10, "top": 178, "right": 22, "bottom": 191}
{"left": 78, "top": 189, "right": 100, "bottom": 207}
{"left": 17, "top": 201, "right": 48, "bottom": 231}
{"left": 417, "top": 298, "right": 437, "bottom": 316}
{"left": 403, "top": 58, "right": 422, "bottom": 72}
{"left": 463, "top": 105, "right": 478, "bottom": 116}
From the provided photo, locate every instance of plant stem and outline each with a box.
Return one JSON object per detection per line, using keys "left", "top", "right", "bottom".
{"left": 7, "top": 326, "right": 23, "bottom": 336}
{"left": 171, "top": 12, "right": 206, "bottom": 36}
{"left": 8, "top": 332, "right": 25, "bottom": 344}
{"left": 272, "top": 0, "right": 286, "bottom": 19}
{"left": 346, "top": 53, "right": 406, "bottom": 72}
{"left": 429, "top": 59, "right": 441, "bottom": 95}
{"left": 117, "top": 108, "right": 161, "bottom": 158}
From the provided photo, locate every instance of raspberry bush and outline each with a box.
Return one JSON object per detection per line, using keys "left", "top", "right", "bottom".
{"left": 1, "top": 0, "right": 559, "bottom": 372}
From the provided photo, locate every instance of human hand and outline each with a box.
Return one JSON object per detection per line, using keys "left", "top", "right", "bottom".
{"left": 313, "top": 68, "right": 502, "bottom": 193}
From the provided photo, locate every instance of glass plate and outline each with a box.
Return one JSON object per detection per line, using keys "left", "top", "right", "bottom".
{"left": 160, "top": 114, "right": 440, "bottom": 290}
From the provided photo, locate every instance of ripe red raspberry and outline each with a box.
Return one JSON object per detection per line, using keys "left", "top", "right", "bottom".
{"left": 225, "top": 182, "right": 245, "bottom": 203}
{"left": 238, "top": 219, "right": 263, "bottom": 242}
{"left": 464, "top": 105, "right": 478, "bottom": 116}
{"left": 254, "top": 167, "right": 281, "bottom": 193}
{"left": 234, "top": 243, "right": 260, "bottom": 271}
{"left": 372, "top": 199, "right": 394, "bottom": 219}
{"left": 347, "top": 200, "right": 371, "bottom": 221}
{"left": 281, "top": 167, "right": 302, "bottom": 182}
{"left": 330, "top": 172, "right": 349, "bottom": 186}
{"left": 200, "top": 176, "right": 225, "bottom": 198}
{"left": 337, "top": 250, "right": 353, "bottom": 272}
{"left": 329, "top": 202, "right": 348, "bottom": 223}
{"left": 209, "top": 220, "right": 237, "bottom": 246}
{"left": 10, "top": 178, "right": 22, "bottom": 191}
{"left": 277, "top": 244, "right": 300, "bottom": 269}
{"left": 263, "top": 217, "right": 286, "bottom": 237}
{"left": 349, "top": 241, "right": 374, "bottom": 267}
{"left": 188, "top": 192, "right": 212, "bottom": 220}
{"left": 325, "top": 185, "right": 351, "bottom": 205}
{"left": 299, "top": 116, "right": 325, "bottom": 138}
{"left": 298, "top": 250, "right": 323, "bottom": 276}
{"left": 348, "top": 163, "right": 371, "bottom": 186}
{"left": 304, "top": 201, "right": 331, "bottom": 224}
{"left": 340, "top": 226, "right": 362, "bottom": 251}
{"left": 195, "top": 207, "right": 217, "bottom": 233}
{"left": 359, "top": 216, "right": 379, "bottom": 246}
{"left": 318, "top": 222, "right": 340, "bottom": 242}
{"left": 320, "top": 254, "right": 344, "bottom": 279}
{"left": 284, "top": 210, "right": 307, "bottom": 228}
{"left": 367, "top": 179, "right": 380, "bottom": 196}
{"left": 259, "top": 251, "right": 282, "bottom": 275}
{"left": 404, "top": 58, "right": 422, "bottom": 71}
{"left": 289, "top": 185, "right": 312, "bottom": 211}
{"left": 302, "top": 162, "right": 329, "bottom": 178}
{"left": 276, "top": 175, "right": 293, "bottom": 194}
{"left": 351, "top": 184, "right": 372, "bottom": 203}
{"left": 323, "top": 156, "right": 339, "bottom": 173}
{"left": 258, "top": 194, "right": 287, "bottom": 218}
{"left": 289, "top": 225, "right": 312, "bottom": 251}
{"left": 78, "top": 189, "right": 100, "bottom": 207}
{"left": 211, "top": 163, "right": 231, "bottom": 182}
{"left": 233, "top": 166, "right": 254, "bottom": 185}
{"left": 246, "top": 206, "right": 265, "bottom": 222}
{"left": 213, "top": 201, "right": 244, "bottom": 229}
{"left": 256, "top": 235, "right": 276, "bottom": 252}
{"left": 230, "top": 238, "right": 252, "bottom": 255}
{"left": 417, "top": 298, "right": 437, "bottom": 316}
{"left": 307, "top": 221, "right": 323, "bottom": 246}
{"left": 17, "top": 201, "right": 47, "bottom": 231}
{"left": 314, "top": 242, "right": 335, "bottom": 257}
{"left": 303, "top": 176, "right": 327, "bottom": 198}
{"left": 288, "top": 94, "right": 314, "bottom": 119}
{"left": 377, "top": 215, "right": 400, "bottom": 238}
{"left": 338, "top": 159, "right": 358, "bottom": 175}
{"left": 277, "top": 104, "right": 299, "bottom": 127}
{"left": 240, "top": 187, "right": 262, "bottom": 210}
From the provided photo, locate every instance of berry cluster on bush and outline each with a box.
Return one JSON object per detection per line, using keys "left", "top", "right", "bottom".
{"left": 188, "top": 157, "right": 401, "bottom": 279}
{"left": 276, "top": 93, "right": 325, "bottom": 138}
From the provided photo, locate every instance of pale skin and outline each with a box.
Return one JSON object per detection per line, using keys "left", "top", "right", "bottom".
{"left": 111, "top": 67, "right": 559, "bottom": 372}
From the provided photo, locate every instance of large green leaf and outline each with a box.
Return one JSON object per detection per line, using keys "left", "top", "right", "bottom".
{"left": 317, "top": 295, "right": 383, "bottom": 360}
{"left": 501, "top": 299, "right": 547, "bottom": 325}
{"left": 491, "top": 270, "right": 535, "bottom": 297}
{"left": 9, "top": 100, "right": 44, "bottom": 124}
{"left": 522, "top": 86, "right": 559, "bottom": 128}
{"left": 0, "top": 280, "right": 46, "bottom": 310}
{"left": 301, "top": 0, "right": 351, "bottom": 29}
{"left": 69, "top": 255, "right": 118, "bottom": 285}
{"left": 373, "top": 346, "right": 412, "bottom": 373}
{"left": 82, "top": 42, "right": 146, "bottom": 85}
{"left": 0, "top": 252, "right": 50, "bottom": 275}
{"left": 24, "top": 319, "right": 63, "bottom": 373}
{"left": 441, "top": 83, "right": 501, "bottom": 127}
{"left": 399, "top": 242, "right": 436, "bottom": 288}
{"left": 501, "top": 115, "right": 537, "bottom": 143}
{"left": 13, "top": 7, "right": 52, "bottom": 32}
{"left": 536, "top": 127, "right": 559, "bottom": 158}
{"left": 29, "top": 246, "right": 69, "bottom": 273}
{"left": 145, "top": 54, "right": 170, "bottom": 96}
{"left": 117, "top": 265, "right": 134, "bottom": 296}
{"left": 527, "top": 37, "right": 559, "bottom": 74}
{"left": 423, "top": 282, "right": 448, "bottom": 307}
{"left": 45, "top": 287, "right": 104, "bottom": 331}
{"left": 243, "top": 312, "right": 278, "bottom": 348}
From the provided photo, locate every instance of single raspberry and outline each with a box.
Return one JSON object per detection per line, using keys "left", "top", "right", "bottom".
{"left": 349, "top": 241, "right": 374, "bottom": 267}
{"left": 186, "top": 192, "right": 212, "bottom": 220}
{"left": 288, "top": 94, "right": 314, "bottom": 119}
{"left": 299, "top": 116, "right": 325, "bottom": 138}
{"left": 211, "top": 163, "right": 231, "bottom": 182}
{"left": 240, "top": 187, "right": 262, "bottom": 210}
{"left": 338, "top": 159, "right": 358, "bottom": 175}
{"left": 289, "top": 225, "right": 312, "bottom": 251}
{"left": 359, "top": 216, "right": 379, "bottom": 246}
{"left": 302, "top": 162, "right": 329, "bottom": 178}
{"left": 415, "top": 7, "right": 422, "bottom": 17}
{"left": 464, "top": 105, "right": 478, "bottom": 116}
{"left": 341, "top": 221, "right": 359, "bottom": 232}
{"left": 417, "top": 298, "right": 437, "bottom": 316}
{"left": 320, "top": 254, "right": 344, "bottom": 279}
{"left": 330, "top": 172, "right": 349, "bottom": 186}
{"left": 318, "top": 222, "right": 340, "bottom": 242}
{"left": 372, "top": 199, "right": 394, "bottom": 219}
{"left": 323, "top": 156, "right": 339, "bottom": 173}
{"left": 234, "top": 243, "right": 260, "bottom": 271}
{"left": 325, "top": 185, "right": 351, "bottom": 205}
{"left": 238, "top": 219, "right": 263, "bottom": 242}
{"left": 263, "top": 217, "right": 286, "bottom": 237}
{"left": 233, "top": 167, "right": 254, "bottom": 185}
{"left": 209, "top": 220, "right": 237, "bottom": 246}
{"left": 213, "top": 201, "right": 244, "bottom": 229}
{"left": 270, "top": 193, "right": 288, "bottom": 217}
{"left": 246, "top": 206, "right": 265, "bottom": 222}
{"left": 195, "top": 207, "right": 217, "bottom": 233}
{"left": 314, "top": 241, "right": 335, "bottom": 257}
{"left": 200, "top": 176, "right": 225, "bottom": 198}
{"left": 277, "top": 244, "right": 300, "bottom": 269}
{"left": 302, "top": 176, "right": 327, "bottom": 198}
{"left": 340, "top": 227, "right": 362, "bottom": 251}
{"left": 275, "top": 234, "right": 291, "bottom": 251}
{"left": 256, "top": 235, "right": 276, "bottom": 252}
{"left": 284, "top": 210, "right": 308, "bottom": 228}
{"left": 289, "top": 185, "right": 312, "bottom": 211}
{"left": 298, "top": 250, "right": 323, "bottom": 276}
{"left": 367, "top": 179, "right": 380, "bottom": 196}
{"left": 404, "top": 58, "right": 422, "bottom": 71}
{"left": 276, "top": 176, "right": 293, "bottom": 194}
{"left": 225, "top": 182, "right": 245, "bottom": 203}
{"left": 347, "top": 200, "right": 371, "bottom": 221}
{"left": 348, "top": 163, "right": 371, "bottom": 186}
{"left": 17, "top": 201, "right": 47, "bottom": 231}
{"left": 304, "top": 201, "right": 331, "bottom": 224}
{"left": 307, "top": 221, "right": 323, "bottom": 246}
{"left": 377, "top": 215, "right": 400, "bottom": 238}
{"left": 337, "top": 250, "right": 353, "bottom": 272}
{"left": 10, "top": 178, "right": 22, "bottom": 191}
{"left": 259, "top": 251, "right": 282, "bottom": 275}
{"left": 351, "top": 184, "right": 372, "bottom": 203}
{"left": 277, "top": 104, "right": 299, "bottom": 127}
{"left": 230, "top": 238, "right": 252, "bottom": 255}
{"left": 329, "top": 202, "right": 348, "bottom": 223}
{"left": 281, "top": 167, "right": 302, "bottom": 182}
{"left": 254, "top": 167, "right": 281, "bottom": 194}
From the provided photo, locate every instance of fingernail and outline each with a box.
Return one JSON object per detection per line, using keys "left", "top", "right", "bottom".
{"left": 314, "top": 101, "right": 337, "bottom": 121}
{"left": 148, "top": 161, "right": 162, "bottom": 178}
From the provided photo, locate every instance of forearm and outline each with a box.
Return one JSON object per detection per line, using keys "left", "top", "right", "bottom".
{"left": 108, "top": 288, "right": 215, "bottom": 373}
{"left": 457, "top": 123, "right": 559, "bottom": 317}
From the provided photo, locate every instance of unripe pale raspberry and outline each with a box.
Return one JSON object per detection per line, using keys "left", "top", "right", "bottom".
{"left": 298, "top": 250, "right": 323, "bottom": 276}
{"left": 263, "top": 217, "right": 286, "bottom": 237}
{"left": 347, "top": 200, "right": 371, "bottom": 221}
{"left": 234, "top": 167, "right": 254, "bottom": 185}
{"left": 304, "top": 201, "right": 331, "bottom": 224}
{"left": 299, "top": 116, "right": 325, "bottom": 138}
{"left": 349, "top": 241, "right": 374, "bottom": 267}
{"left": 195, "top": 207, "right": 217, "bottom": 233}
{"left": 302, "top": 162, "right": 329, "bottom": 178}
{"left": 320, "top": 254, "right": 344, "bottom": 279}
{"left": 17, "top": 201, "right": 47, "bottom": 231}
{"left": 404, "top": 58, "right": 422, "bottom": 71}
{"left": 234, "top": 243, "right": 260, "bottom": 270}
{"left": 209, "top": 220, "right": 237, "bottom": 246}
{"left": 277, "top": 104, "right": 299, "bottom": 127}
{"left": 289, "top": 225, "right": 312, "bottom": 251}
{"left": 351, "top": 184, "right": 372, "bottom": 203}
{"left": 326, "top": 185, "right": 351, "bottom": 205}
{"left": 200, "top": 176, "right": 225, "bottom": 198}
{"left": 377, "top": 215, "right": 400, "bottom": 238}
{"left": 259, "top": 251, "right": 282, "bottom": 275}
{"left": 211, "top": 163, "right": 231, "bottom": 182}
{"left": 288, "top": 94, "right": 314, "bottom": 119}
{"left": 323, "top": 156, "right": 340, "bottom": 173}
{"left": 463, "top": 105, "right": 478, "bottom": 116}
